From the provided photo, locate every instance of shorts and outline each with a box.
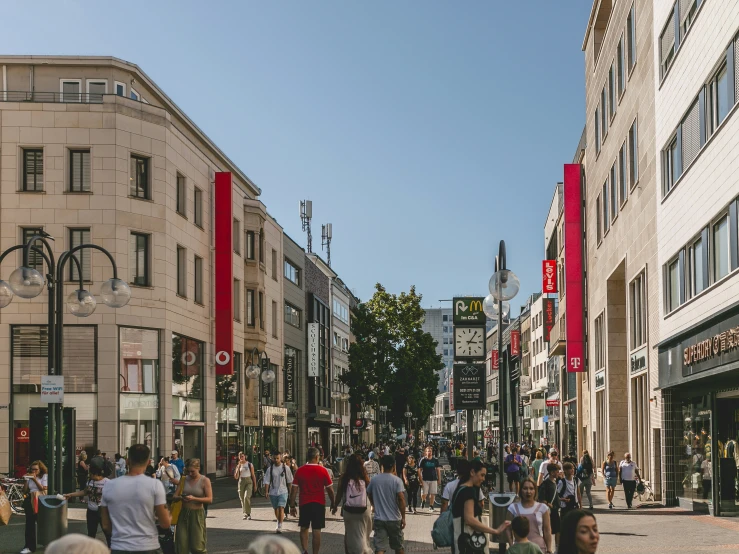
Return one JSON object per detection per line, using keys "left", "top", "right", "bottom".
{"left": 507, "top": 472, "right": 519, "bottom": 484}
{"left": 373, "top": 519, "right": 404, "bottom": 552}
{"left": 298, "top": 502, "right": 326, "bottom": 530}
{"left": 605, "top": 477, "right": 617, "bottom": 488}
{"left": 270, "top": 493, "right": 288, "bottom": 509}
{"left": 422, "top": 481, "right": 438, "bottom": 495}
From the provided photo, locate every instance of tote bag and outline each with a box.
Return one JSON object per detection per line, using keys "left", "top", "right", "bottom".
{"left": 169, "top": 479, "right": 186, "bottom": 525}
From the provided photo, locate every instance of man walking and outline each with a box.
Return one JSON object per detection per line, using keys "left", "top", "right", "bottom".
{"left": 367, "top": 455, "right": 406, "bottom": 554}
{"left": 418, "top": 446, "right": 441, "bottom": 512}
{"left": 365, "top": 451, "right": 380, "bottom": 481}
{"left": 169, "top": 449, "right": 185, "bottom": 477}
{"left": 619, "top": 452, "right": 641, "bottom": 509}
{"left": 289, "top": 447, "right": 335, "bottom": 554}
{"left": 100, "top": 443, "right": 170, "bottom": 554}
{"left": 537, "top": 450, "right": 562, "bottom": 486}
{"left": 265, "top": 452, "right": 293, "bottom": 533}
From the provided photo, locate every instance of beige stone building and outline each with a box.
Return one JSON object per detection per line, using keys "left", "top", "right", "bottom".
{"left": 0, "top": 55, "right": 282, "bottom": 480}
{"left": 581, "top": 1, "right": 660, "bottom": 492}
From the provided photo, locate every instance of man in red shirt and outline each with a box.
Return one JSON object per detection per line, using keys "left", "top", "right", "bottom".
{"left": 289, "top": 447, "right": 336, "bottom": 554}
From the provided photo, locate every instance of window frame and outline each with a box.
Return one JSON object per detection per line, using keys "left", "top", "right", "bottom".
{"left": 708, "top": 61, "right": 730, "bottom": 135}
{"left": 602, "top": 180, "right": 610, "bottom": 235}
{"left": 85, "top": 79, "right": 107, "bottom": 103}
{"left": 617, "top": 35, "right": 626, "bottom": 98}
{"left": 711, "top": 212, "right": 730, "bottom": 284}
{"left": 284, "top": 258, "right": 301, "bottom": 286}
{"left": 284, "top": 302, "right": 302, "bottom": 329}
{"left": 114, "top": 81, "right": 126, "bottom": 97}
{"left": 22, "top": 227, "right": 45, "bottom": 272}
{"left": 659, "top": 8, "right": 676, "bottom": 79}
{"left": 629, "top": 118, "right": 639, "bottom": 189}
{"left": 69, "top": 149, "right": 91, "bottom": 193}
{"left": 233, "top": 219, "right": 241, "bottom": 255}
{"left": 272, "top": 300, "right": 278, "bottom": 338}
{"left": 627, "top": 3, "right": 637, "bottom": 74}
{"left": 68, "top": 228, "right": 91, "bottom": 282}
{"left": 619, "top": 141, "right": 628, "bottom": 207}
{"left": 22, "top": 148, "right": 44, "bottom": 192}
{"left": 609, "top": 62, "right": 616, "bottom": 120}
{"left": 688, "top": 232, "right": 708, "bottom": 298}
{"left": 246, "top": 231, "right": 255, "bottom": 260}
{"left": 130, "top": 232, "right": 150, "bottom": 287}
{"left": 130, "top": 88, "right": 140, "bottom": 102}
{"left": 629, "top": 271, "right": 647, "bottom": 350}
{"left": 600, "top": 86, "right": 609, "bottom": 141}
{"left": 234, "top": 279, "right": 241, "bottom": 322}
{"left": 610, "top": 161, "right": 618, "bottom": 222}
{"left": 272, "top": 249, "right": 278, "bottom": 281}
{"left": 176, "top": 174, "right": 187, "bottom": 217}
{"left": 176, "top": 245, "right": 187, "bottom": 298}
{"left": 130, "top": 154, "right": 150, "bottom": 200}
{"left": 663, "top": 133, "right": 681, "bottom": 196}
{"left": 246, "top": 289, "right": 255, "bottom": 327}
{"left": 594, "top": 107, "right": 601, "bottom": 155}
{"left": 194, "top": 255, "right": 203, "bottom": 305}
{"left": 60, "top": 78, "right": 82, "bottom": 102}
{"left": 193, "top": 187, "right": 203, "bottom": 228}
{"left": 666, "top": 256, "right": 683, "bottom": 314}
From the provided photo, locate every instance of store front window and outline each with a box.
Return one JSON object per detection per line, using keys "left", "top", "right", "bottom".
{"left": 120, "top": 327, "right": 159, "bottom": 457}
{"left": 215, "top": 352, "right": 241, "bottom": 478}
{"left": 678, "top": 395, "right": 712, "bottom": 504}
{"left": 172, "top": 334, "right": 204, "bottom": 421}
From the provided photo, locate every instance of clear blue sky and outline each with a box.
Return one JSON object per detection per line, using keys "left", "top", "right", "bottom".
{"left": 1, "top": 1, "right": 591, "bottom": 312}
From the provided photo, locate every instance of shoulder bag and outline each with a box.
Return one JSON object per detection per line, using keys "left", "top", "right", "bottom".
{"left": 169, "top": 478, "right": 186, "bottom": 525}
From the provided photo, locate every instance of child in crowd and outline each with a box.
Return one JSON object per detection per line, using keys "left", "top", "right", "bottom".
{"left": 508, "top": 516, "right": 544, "bottom": 554}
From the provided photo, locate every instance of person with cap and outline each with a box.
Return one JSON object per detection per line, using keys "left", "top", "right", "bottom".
{"left": 170, "top": 449, "right": 185, "bottom": 476}
{"left": 364, "top": 451, "right": 380, "bottom": 481}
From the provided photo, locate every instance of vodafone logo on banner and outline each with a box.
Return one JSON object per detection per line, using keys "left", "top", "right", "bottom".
{"left": 215, "top": 351, "right": 231, "bottom": 366}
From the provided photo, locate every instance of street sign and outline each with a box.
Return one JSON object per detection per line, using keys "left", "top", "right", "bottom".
{"left": 308, "top": 323, "right": 319, "bottom": 377}
{"left": 453, "top": 297, "right": 486, "bottom": 325}
{"left": 452, "top": 363, "right": 486, "bottom": 409}
{"left": 41, "top": 376, "right": 64, "bottom": 404}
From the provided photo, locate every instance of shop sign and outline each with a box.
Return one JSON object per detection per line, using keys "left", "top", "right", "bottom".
{"left": 520, "top": 375, "right": 532, "bottom": 394}
{"left": 543, "top": 260, "right": 557, "bottom": 293}
{"left": 511, "top": 330, "right": 521, "bottom": 357}
{"left": 261, "top": 406, "right": 288, "bottom": 427}
{"left": 0, "top": 404, "right": 8, "bottom": 410}
{"left": 318, "top": 408, "right": 330, "bottom": 416}
{"left": 284, "top": 355, "right": 295, "bottom": 403}
{"left": 630, "top": 346, "right": 648, "bottom": 375}
{"left": 491, "top": 350, "right": 499, "bottom": 370}
{"left": 453, "top": 297, "right": 486, "bottom": 325}
{"left": 214, "top": 172, "right": 233, "bottom": 376}
{"left": 308, "top": 323, "right": 320, "bottom": 377}
{"left": 564, "top": 164, "right": 585, "bottom": 372}
{"left": 519, "top": 396, "right": 524, "bottom": 416}
{"left": 453, "top": 363, "right": 486, "bottom": 410}
{"left": 122, "top": 396, "right": 159, "bottom": 410}
{"left": 543, "top": 298, "right": 555, "bottom": 342}
{"left": 261, "top": 356, "right": 271, "bottom": 399}
{"left": 449, "top": 376, "right": 454, "bottom": 411}
{"left": 683, "top": 326, "right": 739, "bottom": 369}
{"left": 595, "top": 370, "right": 605, "bottom": 391}
{"left": 15, "top": 428, "right": 29, "bottom": 443}
{"left": 41, "top": 375, "right": 64, "bottom": 403}
{"left": 545, "top": 398, "right": 559, "bottom": 407}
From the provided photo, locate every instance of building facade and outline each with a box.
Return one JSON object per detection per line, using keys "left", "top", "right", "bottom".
{"left": 422, "top": 307, "right": 453, "bottom": 393}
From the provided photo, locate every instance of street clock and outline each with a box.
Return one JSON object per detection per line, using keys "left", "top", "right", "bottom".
{"left": 454, "top": 327, "right": 486, "bottom": 358}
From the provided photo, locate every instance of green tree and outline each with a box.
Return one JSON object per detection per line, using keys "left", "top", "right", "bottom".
{"left": 342, "top": 284, "right": 443, "bottom": 432}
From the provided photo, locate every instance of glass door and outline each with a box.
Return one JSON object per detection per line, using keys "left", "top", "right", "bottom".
{"left": 715, "top": 392, "right": 739, "bottom": 515}
{"left": 173, "top": 424, "right": 204, "bottom": 465}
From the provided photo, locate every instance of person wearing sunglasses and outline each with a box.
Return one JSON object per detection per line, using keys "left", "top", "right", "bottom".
{"left": 20, "top": 461, "right": 48, "bottom": 554}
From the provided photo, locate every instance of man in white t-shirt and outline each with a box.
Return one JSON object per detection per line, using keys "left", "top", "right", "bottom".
{"left": 264, "top": 452, "right": 294, "bottom": 533}
{"left": 100, "top": 443, "right": 170, "bottom": 553}
{"left": 618, "top": 452, "right": 641, "bottom": 509}
{"left": 537, "top": 450, "right": 563, "bottom": 486}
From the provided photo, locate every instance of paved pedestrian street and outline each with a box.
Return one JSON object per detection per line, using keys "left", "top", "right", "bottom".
{"left": 3, "top": 481, "right": 739, "bottom": 553}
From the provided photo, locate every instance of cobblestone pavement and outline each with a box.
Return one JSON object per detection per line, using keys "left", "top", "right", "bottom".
{"left": 3, "top": 479, "right": 739, "bottom": 552}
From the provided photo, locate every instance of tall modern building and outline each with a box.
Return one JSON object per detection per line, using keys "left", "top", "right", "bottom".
{"left": 422, "top": 308, "right": 453, "bottom": 392}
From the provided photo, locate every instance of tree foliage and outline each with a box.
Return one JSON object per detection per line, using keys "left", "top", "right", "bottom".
{"left": 342, "top": 283, "right": 444, "bottom": 430}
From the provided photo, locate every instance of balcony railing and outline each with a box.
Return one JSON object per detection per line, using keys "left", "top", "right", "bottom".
{"left": 548, "top": 313, "right": 566, "bottom": 356}
{"left": 2, "top": 91, "right": 108, "bottom": 103}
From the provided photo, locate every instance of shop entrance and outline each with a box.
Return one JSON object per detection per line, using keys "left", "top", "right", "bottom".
{"left": 173, "top": 423, "right": 204, "bottom": 464}
{"left": 716, "top": 392, "right": 739, "bottom": 515}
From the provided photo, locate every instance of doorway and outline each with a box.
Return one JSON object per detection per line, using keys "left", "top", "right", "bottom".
{"left": 173, "top": 423, "right": 204, "bottom": 465}
{"left": 716, "top": 391, "right": 739, "bottom": 515}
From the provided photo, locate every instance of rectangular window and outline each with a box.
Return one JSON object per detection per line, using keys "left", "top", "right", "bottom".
{"left": 617, "top": 36, "right": 625, "bottom": 96}
{"left": 130, "top": 232, "right": 150, "bottom": 286}
{"left": 246, "top": 231, "right": 255, "bottom": 260}
{"left": 627, "top": 4, "right": 637, "bottom": 71}
{"left": 712, "top": 214, "right": 730, "bottom": 282}
{"left": 601, "top": 87, "right": 608, "bottom": 139}
{"left": 690, "top": 234, "right": 706, "bottom": 296}
{"left": 247, "top": 289, "right": 255, "bottom": 326}
{"left": 709, "top": 63, "right": 731, "bottom": 133}
{"left": 176, "top": 174, "right": 186, "bottom": 216}
{"left": 194, "top": 256, "right": 203, "bottom": 304}
{"left": 602, "top": 181, "right": 610, "bottom": 233}
{"left": 22, "top": 149, "right": 44, "bottom": 191}
{"left": 61, "top": 79, "right": 81, "bottom": 102}
{"left": 594, "top": 313, "right": 605, "bottom": 370}
{"left": 86, "top": 80, "right": 106, "bottom": 103}
{"left": 234, "top": 279, "right": 241, "bottom": 321}
{"left": 660, "top": 9, "right": 676, "bottom": 78}
{"left": 284, "top": 258, "right": 300, "bottom": 286}
{"left": 596, "top": 195, "right": 602, "bottom": 244}
{"left": 285, "top": 302, "right": 301, "bottom": 329}
{"left": 233, "top": 220, "right": 241, "bottom": 255}
{"left": 333, "top": 298, "right": 350, "bottom": 324}
{"left": 23, "top": 227, "right": 44, "bottom": 271}
{"left": 680, "top": 0, "right": 699, "bottom": 38}
{"left": 69, "top": 150, "right": 91, "bottom": 192}
{"left": 259, "top": 291, "right": 264, "bottom": 330}
{"left": 272, "top": 300, "right": 278, "bottom": 337}
{"left": 272, "top": 249, "right": 278, "bottom": 280}
{"left": 193, "top": 187, "right": 203, "bottom": 227}
{"left": 668, "top": 258, "right": 681, "bottom": 312}
{"left": 619, "top": 142, "right": 628, "bottom": 205}
{"left": 629, "top": 119, "right": 639, "bottom": 186}
{"left": 609, "top": 63, "right": 616, "bottom": 118}
{"left": 130, "top": 155, "right": 149, "bottom": 199}
{"left": 115, "top": 81, "right": 126, "bottom": 97}
{"left": 594, "top": 108, "right": 601, "bottom": 155}
{"left": 629, "top": 272, "right": 647, "bottom": 349}
{"left": 259, "top": 230, "right": 265, "bottom": 264}
{"left": 177, "top": 245, "right": 187, "bottom": 297}
{"left": 68, "top": 228, "right": 91, "bottom": 281}
{"left": 664, "top": 135, "right": 682, "bottom": 195}
{"left": 610, "top": 162, "right": 618, "bottom": 220}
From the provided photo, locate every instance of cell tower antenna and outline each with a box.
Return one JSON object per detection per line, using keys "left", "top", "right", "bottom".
{"left": 322, "top": 223, "right": 333, "bottom": 267}
{"left": 300, "top": 200, "right": 313, "bottom": 252}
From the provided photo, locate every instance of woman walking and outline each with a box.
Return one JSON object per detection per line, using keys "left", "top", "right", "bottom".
{"left": 403, "top": 454, "right": 421, "bottom": 513}
{"left": 235, "top": 452, "right": 256, "bottom": 520}
{"left": 332, "top": 453, "right": 372, "bottom": 554}
{"left": 174, "top": 458, "right": 213, "bottom": 554}
{"left": 532, "top": 451, "right": 544, "bottom": 484}
{"left": 601, "top": 451, "right": 618, "bottom": 509}
{"left": 20, "top": 460, "right": 48, "bottom": 554}
{"left": 451, "top": 459, "right": 510, "bottom": 553}
{"left": 558, "top": 510, "right": 599, "bottom": 554}
{"left": 578, "top": 451, "right": 595, "bottom": 510}
{"left": 76, "top": 451, "right": 89, "bottom": 496}
{"left": 64, "top": 461, "right": 111, "bottom": 546}
{"left": 507, "top": 478, "right": 552, "bottom": 553}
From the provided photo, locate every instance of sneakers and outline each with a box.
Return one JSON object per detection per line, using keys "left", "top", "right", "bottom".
{"left": 608, "top": 503, "right": 614, "bottom": 509}
{"left": 589, "top": 506, "right": 594, "bottom": 510}
{"left": 247, "top": 515, "right": 252, "bottom": 520}
{"left": 421, "top": 500, "right": 426, "bottom": 509}
{"left": 429, "top": 506, "right": 435, "bottom": 513}
{"left": 276, "top": 523, "right": 282, "bottom": 533}
{"left": 20, "top": 549, "right": 32, "bottom": 554}
{"left": 243, "top": 514, "right": 248, "bottom": 520}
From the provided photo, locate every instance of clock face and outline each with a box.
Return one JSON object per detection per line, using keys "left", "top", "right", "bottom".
{"left": 454, "top": 327, "right": 485, "bottom": 358}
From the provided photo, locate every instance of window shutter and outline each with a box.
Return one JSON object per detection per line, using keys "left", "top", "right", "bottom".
{"left": 661, "top": 13, "right": 675, "bottom": 66}
{"left": 681, "top": 100, "right": 700, "bottom": 168}
{"left": 71, "top": 151, "right": 91, "bottom": 192}
{"left": 63, "top": 326, "right": 97, "bottom": 392}
{"left": 679, "top": 0, "right": 693, "bottom": 23}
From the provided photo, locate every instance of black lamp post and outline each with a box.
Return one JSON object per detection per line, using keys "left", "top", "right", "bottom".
{"left": 245, "top": 348, "right": 275, "bottom": 467}
{"left": 0, "top": 234, "right": 131, "bottom": 494}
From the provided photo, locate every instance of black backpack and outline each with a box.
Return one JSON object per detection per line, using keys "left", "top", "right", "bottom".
{"left": 269, "top": 465, "right": 290, "bottom": 489}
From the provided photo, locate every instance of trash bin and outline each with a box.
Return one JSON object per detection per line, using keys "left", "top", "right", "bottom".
{"left": 488, "top": 492, "right": 516, "bottom": 546}
{"left": 37, "top": 495, "right": 68, "bottom": 546}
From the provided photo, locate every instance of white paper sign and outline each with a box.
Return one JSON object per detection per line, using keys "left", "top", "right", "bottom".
{"left": 308, "top": 323, "right": 320, "bottom": 377}
{"left": 41, "top": 376, "right": 64, "bottom": 404}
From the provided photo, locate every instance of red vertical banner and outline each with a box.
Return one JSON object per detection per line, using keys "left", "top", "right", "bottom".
{"left": 564, "top": 164, "right": 584, "bottom": 372}
{"left": 449, "top": 376, "right": 454, "bottom": 411}
{"left": 543, "top": 298, "right": 555, "bottom": 342}
{"left": 491, "top": 350, "right": 499, "bottom": 370}
{"left": 511, "top": 330, "right": 520, "bottom": 357}
{"left": 542, "top": 260, "right": 557, "bottom": 293}
{"left": 215, "top": 172, "right": 234, "bottom": 375}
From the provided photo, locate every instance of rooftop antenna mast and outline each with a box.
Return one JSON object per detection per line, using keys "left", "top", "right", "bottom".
{"left": 322, "top": 223, "right": 333, "bottom": 267}
{"left": 300, "top": 200, "right": 313, "bottom": 252}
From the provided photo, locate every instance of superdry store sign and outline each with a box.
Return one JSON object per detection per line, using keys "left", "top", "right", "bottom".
{"left": 215, "top": 172, "right": 233, "bottom": 375}
{"left": 452, "top": 363, "right": 486, "bottom": 409}
{"left": 564, "top": 164, "right": 584, "bottom": 372}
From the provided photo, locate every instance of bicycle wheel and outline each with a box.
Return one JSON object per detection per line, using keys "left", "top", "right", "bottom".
{"left": 8, "top": 487, "right": 25, "bottom": 515}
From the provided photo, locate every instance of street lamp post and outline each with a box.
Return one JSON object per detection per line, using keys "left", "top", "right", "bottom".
{"left": 0, "top": 234, "right": 131, "bottom": 494}
{"left": 245, "top": 348, "right": 276, "bottom": 468}
{"left": 404, "top": 406, "right": 412, "bottom": 443}
{"left": 412, "top": 417, "right": 418, "bottom": 444}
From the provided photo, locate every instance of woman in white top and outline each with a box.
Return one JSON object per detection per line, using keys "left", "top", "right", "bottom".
{"left": 21, "top": 460, "right": 48, "bottom": 554}
{"left": 235, "top": 452, "right": 257, "bottom": 520}
{"left": 506, "top": 478, "right": 553, "bottom": 554}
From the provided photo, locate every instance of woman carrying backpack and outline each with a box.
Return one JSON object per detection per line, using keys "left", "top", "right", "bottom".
{"left": 332, "top": 453, "right": 372, "bottom": 554}
{"left": 601, "top": 451, "right": 618, "bottom": 510}
{"left": 578, "top": 450, "right": 595, "bottom": 510}
{"left": 403, "top": 455, "right": 421, "bottom": 513}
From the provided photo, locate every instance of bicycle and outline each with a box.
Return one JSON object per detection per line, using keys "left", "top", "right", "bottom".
{"left": 0, "top": 477, "right": 26, "bottom": 515}
{"left": 253, "top": 470, "right": 267, "bottom": 497}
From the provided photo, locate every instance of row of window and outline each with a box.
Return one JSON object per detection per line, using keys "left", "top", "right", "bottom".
{"left": 664, "top": 198, "right": 738, "bottom": 314}
{"left": 533, "top": 362, "right": 546, "bottom": 383}
{"left": 594, "top": 4, "right": 637, "bottom": 156}
{"left": 333, "top": 331, "right": 350, "bottom": 352}
{"left": 596, "top": 119, "right": 639, "bottom": 244}
{"left": 58, "top": 78, "right": 144, "bottom": 103}
{"left": 662, "top": 29, "right": 739, "bottom": 197}
{"left": 659, "top": 0, "right": 703, "bottom": 79}
{"left": 333, "top": 298, "right": 349, "bottom": 325}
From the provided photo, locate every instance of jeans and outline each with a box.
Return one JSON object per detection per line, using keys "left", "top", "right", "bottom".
{"left": 86, "top": 508, "right": 111, "bottom": 546}
{"left": 622, "top": 479, "right": 637, "bottom": 508}
{"left": 407, "top": 483, "right": 419, "bottom": 509}
{"left": 580, "top": 477, "right": 593, "bottom": 507}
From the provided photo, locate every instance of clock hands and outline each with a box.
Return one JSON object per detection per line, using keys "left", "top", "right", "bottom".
{"left": 466, "top": 331, "right": 479, "bottom": 345}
